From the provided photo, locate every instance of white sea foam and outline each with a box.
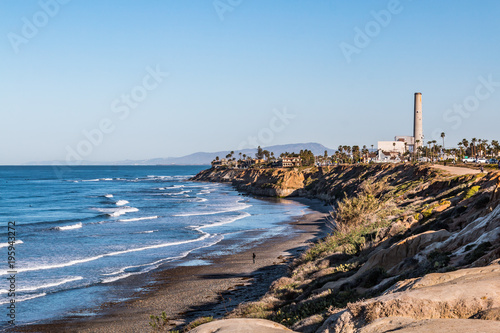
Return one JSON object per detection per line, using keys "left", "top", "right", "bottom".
{"left": 165, "top": 190, "right": 191, "bottom": 196}
{"left": 174, "top": 204, "right": 252, "bottom": 217}
{"left": 133, "top": 230, "right": 158, "bottom": 234}
{"left": 118, "top": 216, "right": 159, "bottom": 222}
{"left": 104, "top": 194, "right": 114, "bottom": 198}
{"left": 94, "top": 206, "right": 139, "bottom": 217}
{"left": 0, "top": 233, "right": 211, "bottom": 275}
{"left": 197, "top": 190, "right": 211, "bottom": 195}
{"left": 115, "top": 200, "right": 129, "bottom": 206}
{"left": 110, "top": 207, "right": 139, "bottom": 217}
{"left": 0, "top": 240, "right": 23, "bottom": 248}
{"left": 0, "top": 276, "right": 83, "bottom": 294}
{"left": 82, "top": 179, "right": 100, "bottom": 182}
{"left": 101, "top": 235, "right": 224, "bottom": 284}
{"left": 55, "top": 222, "right": 82, "bottom": 231}
{"left": 192, "top": 212, "right": 251, "bottom": 230}
{"left": 101, "top": 178, "right": 113, "bottom": 181}
{"left": 196, "top": 198, "right": 208, "bottom": 202}
{"left": 101, "top": 264, "right": 159, "bottom": 283}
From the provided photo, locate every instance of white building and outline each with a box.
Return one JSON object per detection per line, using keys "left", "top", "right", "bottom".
{"left": 377, "top": 141, "right": 406, "bottom": 155}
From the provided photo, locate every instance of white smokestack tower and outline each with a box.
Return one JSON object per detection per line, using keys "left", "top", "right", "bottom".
{"left": 413, "top": 92, "right": 423, "bottom": 149}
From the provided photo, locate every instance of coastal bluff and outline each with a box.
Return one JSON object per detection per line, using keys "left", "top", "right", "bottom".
{"left": 190, "top": 164, "right": 500, "bottom": 333}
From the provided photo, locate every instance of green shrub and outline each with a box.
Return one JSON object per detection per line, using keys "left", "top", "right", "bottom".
{"left": 149, "top": 311, "right": 170, "bottom": 330}
{"left": 184, "top": 316, "right": 214, "bottom": 331}
{"left": 463, "top": 186, "right": 481, "bottom": 200}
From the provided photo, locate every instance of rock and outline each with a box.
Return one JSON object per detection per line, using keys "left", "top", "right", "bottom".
{"left": 358, "top": 317, "right": 500, "bottom": 333}
{"left": 319, "top": 265, "right": 500, "bottom": 333}
{"left": 318, "top": 230, "right": 451, "bottom": 293}
{"left": 188, "top": 318, "right": 296, "bottom": 333}
{"left": 433, "top": 202, "right": 451, "bottom": 213}
{"left": 360, "top": 230, "right": 450, "bottom": 275}
{"left": 316, "top": 310, "right": 355, "bottom": 333}
{"left": 471, "top": 307, "right": 500, "bottom": 320}
{"left": 291, "top": 314, "right": 324, "bottom": 333}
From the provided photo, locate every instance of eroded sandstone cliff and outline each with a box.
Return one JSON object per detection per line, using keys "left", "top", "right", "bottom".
{"left": 190, "top": 164, "right": 500, "bottom": 333}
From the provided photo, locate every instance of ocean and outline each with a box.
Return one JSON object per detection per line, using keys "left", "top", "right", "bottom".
{"left": 0, "top": 165, "right": 307, "bottom": 326}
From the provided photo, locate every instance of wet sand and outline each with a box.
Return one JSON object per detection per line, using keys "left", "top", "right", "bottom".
{"left": 10, "top": 198, "right": 330, "bottom": 333}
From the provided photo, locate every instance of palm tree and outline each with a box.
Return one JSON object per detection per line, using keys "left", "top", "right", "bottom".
{"left": 441, "top": 132, "right": 445, "bottom": 153}
{"left": 458, "top": 142, "right": 464, "bottom": 160}
{"left": 471, "top": 138, "right": 477, "bottom": 157}
{"left": 492, "top": 140, "right": 500, "bottom": 157}
{"left": 481, "top": 139, "right": 488, "bottom": 156}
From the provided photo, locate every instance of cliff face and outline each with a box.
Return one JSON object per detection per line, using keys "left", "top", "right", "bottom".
{"left": 192, "top": 167, "right": 307, "bottom": 197}
{"left": 191, "top": 165, "right": 500, "bottom": 333}
{"left": 191, "top": 164, "right": 440, "bottom": 201}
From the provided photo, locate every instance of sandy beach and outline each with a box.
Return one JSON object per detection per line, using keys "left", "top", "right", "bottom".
{"left": 10, "top": 198, "right": 330, "bottom": 333}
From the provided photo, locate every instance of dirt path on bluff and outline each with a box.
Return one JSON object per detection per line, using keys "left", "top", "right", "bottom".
{"left": 431, "top": 164, "right": 481, "bottom": 176}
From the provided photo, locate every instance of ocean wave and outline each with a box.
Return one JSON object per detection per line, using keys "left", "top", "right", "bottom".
{"left": 115, "top": 200, "right": 129, "bottom": 206}
{"left": 93, "top": 206, "right": 139, "bottom": 217}
{"left": 0, "top": 233, "right": 211, "bottom": 275}
{"left": 100, "top": 178, "right": 113, "bottom": 181}
{"left": 101, "top": 235, "right": 224, "bottom": 284}
{"left": 104, "top": 194, "right": 114, "bottom": 198}
{"left": 0, "top": 276, "right": 83, "bottom": 294}
{"left": 197, "top": 190, "right": 211, "bottom": 195}
{"left": 109, "top": 207, "right": 139, "bottom": 217}
{"left": 174, "top": 204, "right": 252, "bottom": 217}
{"left": 82, "top": 179, "right": 100, "bottom": 182}
{"left": 55, "top": 222, "right": 82, "bottom": 231}
{"left": 118, "top": 216, "right": 159, "bottom": 222}
{"left": 164, "top": 190, "right": 191, "bottom": 196}
{"left": 101, "top": 264, "right": 160, "bottom": 283}
{"left": 191, "top": 212, "right": 251, "bottom": 231}
{"left": 0, "top": 240, "right": 23, "bottom": 248}
{"left": 133, "top": 230, "right": 158, "bottom": 234}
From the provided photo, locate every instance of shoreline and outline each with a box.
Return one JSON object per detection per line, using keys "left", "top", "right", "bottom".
{"left": 11, "top": 197, "right": 330, "bottom": 333}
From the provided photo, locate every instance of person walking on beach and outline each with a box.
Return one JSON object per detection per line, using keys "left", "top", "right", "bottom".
{"left": 480, "top": 165, "right": 484, "bottom": 173}
{"left": 252, "top": 253, "right": 256, "bottom": 264}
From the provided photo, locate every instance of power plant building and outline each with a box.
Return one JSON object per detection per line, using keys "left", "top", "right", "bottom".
{"left": 375, "top": 92, "right": 423, "bottom": 162}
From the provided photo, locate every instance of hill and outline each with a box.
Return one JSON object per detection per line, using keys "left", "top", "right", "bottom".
{"left": 25, "top": 143, "right": 334, "bottom": 165}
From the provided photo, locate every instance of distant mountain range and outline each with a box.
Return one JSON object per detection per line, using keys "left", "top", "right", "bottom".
{"left": 26, "top": 142, "right": 334, "bottom": 166}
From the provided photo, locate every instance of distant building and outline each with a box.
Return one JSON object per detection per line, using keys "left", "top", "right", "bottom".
{"left": 211, "top": 158, "right": 226, "bottom": 168}
{"left": 377, "top": 141, "right": 406, "bottom": 155}
{"left": 277, "top": 157, "right": 301, "bottom": 168}
{"left": 395, "top": 136, "right": 414, "bottom": 151}
{"left": 374, "top": 93, "right": 423, "bottom": 162}
{"left": 376, "top": 150, "right": 402, "bottom": 163}
{"left": 211, "top": 158, "right": 237, "bottom": 168}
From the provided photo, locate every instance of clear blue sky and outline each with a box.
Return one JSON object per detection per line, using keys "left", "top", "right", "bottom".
{"left": 1, "top": 0, "right": 499, "bottom": 164}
